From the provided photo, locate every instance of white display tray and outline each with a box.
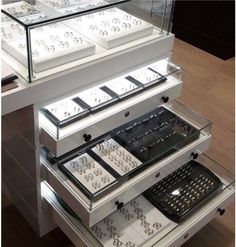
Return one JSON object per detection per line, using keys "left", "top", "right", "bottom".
{"left": 2, "top": 23, "right": 95, "bottom": 72}
{"left": 36, "top": 0, "right": 155, "bottom": 49}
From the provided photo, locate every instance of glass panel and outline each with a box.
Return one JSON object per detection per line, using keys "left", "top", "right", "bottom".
{"left": 39, "top": 58, "right": 181, "bottom": 139}
{"left": 165, "top": 101, "right": 212, "bottom": 134}
{"left": 196, "top": 154, "right": 235, "bottom": 187}
{"left": 41, "top": 100, "right": 211, "bottom": 203}
{"left": 1, "top": 0, "right": 173, "bottom": 82}
{"left": 1, "top": 12, "right": 29, "bottom": 80}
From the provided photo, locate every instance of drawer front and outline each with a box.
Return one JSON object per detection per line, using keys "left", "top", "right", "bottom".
{"left": 40, "top": 78, "right": 182, "bottom": 157}
{"left": 42, "top": 182, "right": 234, "bottom": 247}
{"left": 41, "top": 133, "right": 211, "bottom": 227}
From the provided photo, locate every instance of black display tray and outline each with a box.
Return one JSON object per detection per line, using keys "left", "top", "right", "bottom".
{"left": 143, "top": 161, "right": 223, "bottom": 223}
{"left": 113, "top": 106, "right": 200, "bottom": 166}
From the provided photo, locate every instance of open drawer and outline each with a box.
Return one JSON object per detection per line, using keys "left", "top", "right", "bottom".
{"left": 39, "top": 59, "right": 182, "bottom": 157}
{"left": 41, "top": 101, "right": 212, "bottom": 227}
{"left": 42, "top": 154, "right": 235, "bottom": 247}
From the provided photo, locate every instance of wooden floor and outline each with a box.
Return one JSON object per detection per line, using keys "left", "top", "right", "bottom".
{"left": 2, "top": 38, "right": 235, "bottom": 247}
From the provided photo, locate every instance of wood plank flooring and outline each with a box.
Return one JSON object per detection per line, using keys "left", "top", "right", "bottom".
{"left": 2, "top": 38, "right": 235, "bottom": 246}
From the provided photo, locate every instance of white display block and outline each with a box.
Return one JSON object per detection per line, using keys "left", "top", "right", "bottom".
{"left": 2, "top": 1, "right": 41, "bottom": 18}
{"left": 36, "top": 0, "right": 154, "bottom": 49}
{"left": 72, "top": 8, "right": 154, "bottom": 49}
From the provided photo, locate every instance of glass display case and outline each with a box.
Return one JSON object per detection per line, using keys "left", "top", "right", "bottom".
{"left": 1, "top": 0, "right": 174, "bottom": 82}
{"left": 2, "top": 0, "right": 234, "bottom": 245}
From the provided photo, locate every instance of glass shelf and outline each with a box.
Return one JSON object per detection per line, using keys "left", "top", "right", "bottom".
{"left": 1, "top": 0, "right": 174, "bottom": 82}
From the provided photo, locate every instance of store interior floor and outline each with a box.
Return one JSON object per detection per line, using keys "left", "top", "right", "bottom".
{"left": 2, "top": 38, "right": 235, "bottom": 247}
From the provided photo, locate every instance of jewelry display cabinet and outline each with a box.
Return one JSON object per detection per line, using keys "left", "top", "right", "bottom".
{"left": 1, "top": 1, "right": 234, "bottom": 247}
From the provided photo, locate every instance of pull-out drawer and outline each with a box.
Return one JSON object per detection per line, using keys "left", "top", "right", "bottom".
{"left": 41, "top": 102, "right": 211, "bottom": 226}
{"left": 39, "top": 59, "right": 182, "bottom": 157}
{"left": 41, "top": 133, "right": 211, "bottom": 227}
{"left": 42, "top": 154, "right": 234, "bottom": 247}
{"left": 41, "top": 101, "right": 212, "bottom": 227}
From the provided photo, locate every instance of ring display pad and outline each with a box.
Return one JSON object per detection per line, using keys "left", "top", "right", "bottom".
{"left": 90, "top": 195, "right": 176, "bottom": 246}
{"left": 2, "top": 1, "right": 41, "bottom": 18}
{"left": 73, "top": 86, "right": 118, "bottom": 113}
{"left": 126, "top": 66, "right": 166, "bottom": 89}
{"left": 1, "top": 2, "right": 96, "bottom": 72}
{"left": 41, "top": 97, "right": 89, "bottom": 128}
{"left": 101, "top": 77, "right": 142, "bottom": 99}
{"left": 92, "top": 138, "right": 142, "bottom": 176}
{"left": 113, "top": 106, "right": 200, "bottom": 165}
{"left": 143, "top": 161, "right": 223, "bottom": 223}
{"left": 58, "top": 153, "right": 117, "bottom": 197}
{"left": 37, "top": 0, "right": 154, "bottom": 49}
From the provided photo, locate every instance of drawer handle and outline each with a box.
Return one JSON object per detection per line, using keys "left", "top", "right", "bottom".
{"left": 83, "top": 134, "right": 92, "bottom": 142}
{"left": 125, "top": 111, "right": 130, "bottom": 117}
{"left": 155, "top": 172, "right": 160, "bottom": 178}
{"left": 217, "top": 208, "right": 226, "bottom": 216}
{"left": 115, "top": 201, "right": 124, "bottom": 210}
{"left": 184, "top": 233, "right": 189, "bottom": 239}
{"left": 191, "top": 152, "right": 199, "bottom": 160}
{"left": 162, "top": 96, "right": 169, "bottom": 103}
